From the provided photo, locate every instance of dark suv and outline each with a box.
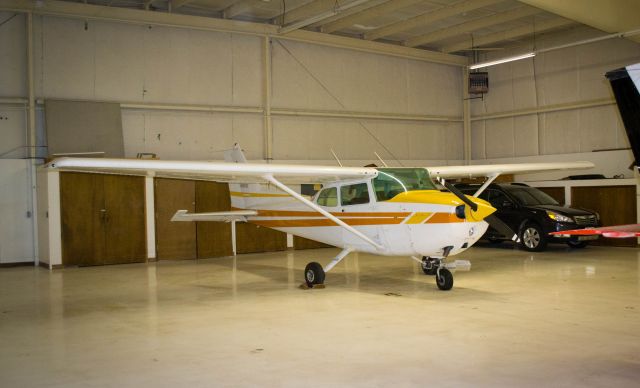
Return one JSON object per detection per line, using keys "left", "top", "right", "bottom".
{"left": 455, "top": 183, "right": 600, "bottom": 251}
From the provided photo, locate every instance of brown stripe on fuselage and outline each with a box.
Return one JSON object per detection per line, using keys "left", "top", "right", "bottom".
{"left": 232, "top": 207, "right": 411, "bottom": 218}
{"left": 251, "top": 218, "right": 404, "bottom": 227}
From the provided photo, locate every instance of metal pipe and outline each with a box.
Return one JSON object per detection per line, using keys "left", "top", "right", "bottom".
{"left": 471, "top": 98, "right": 615, "bottom": 122}
{"left": 263, "top": 36, "right": 273, "bottom": 161}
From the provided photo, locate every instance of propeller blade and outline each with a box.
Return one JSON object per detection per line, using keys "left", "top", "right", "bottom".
{"left": 437, "top": 178, "right": 478, "bottom": 211}
{"left": 485, "top": 214, "right": 520, "bottom": 243}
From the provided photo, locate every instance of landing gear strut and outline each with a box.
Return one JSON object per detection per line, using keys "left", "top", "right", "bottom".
{"left": 303, "top": 248, "right": 353, "bottom": 289}
{"left": 414, "top": 246, "right": 456, "bottom": 291}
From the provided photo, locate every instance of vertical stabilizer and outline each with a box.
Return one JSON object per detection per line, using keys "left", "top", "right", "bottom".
{"left": 224, "top": 143, "right": 248, "bottom": 163}
{"left": 606, "top": 65, "right": 640, "bottom": 168}
{"left": 225, "top": 144, "right": 248, "bottom": 209}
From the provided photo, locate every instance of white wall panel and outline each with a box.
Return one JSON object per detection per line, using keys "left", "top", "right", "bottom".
{"left": 471, "top": 26, "right": 640, "bottom": 160}
{"left": 484, "top": 117, "right": 514, "bottom": 158}
{"left": 94, "top": 22, "right": 146, "bottom": 101}
{"left": 407, "top": 61, "right": 461, "bottom": 116}
{"left": 513, "top": 115, "right": 538, "bottom": 157}
{"left": 0, "top": 107, "right": 27, "bottom": 158}
{"left": 272, "top": 40, "right": 461, "bottom": 116}
{"left": 471, "top": 121, "right": 485, "bottom": 160}
{"left": 231, "top": 35, "right": 262, "bottom": 106}
{"left": 272, "top": 116, "right": 460, "bottom": 161}
{"left": 0, "top": 13, "right": 26, "bottom": 97}
{"left": 41, "top": 17, "right": 97, "bottom": 99}
{"left": 121, "top": 110, "right": 263, "bottom": 160}
{"left": 539, "top": 110, "right": 580, "bottom": 155}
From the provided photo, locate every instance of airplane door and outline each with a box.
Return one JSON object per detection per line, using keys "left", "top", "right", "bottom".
{"left": 339, "top": 182, "right": 381, "bottom": 250}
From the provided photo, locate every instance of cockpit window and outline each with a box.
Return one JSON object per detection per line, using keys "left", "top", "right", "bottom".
{"left": 317, "top": 187, "right": 338, "bottom": 207}
{"left": 373, "top": 168, "right": 436, "bottom": 201}
{"left": 340, "top": 183, "right": 370, "bottom": 206}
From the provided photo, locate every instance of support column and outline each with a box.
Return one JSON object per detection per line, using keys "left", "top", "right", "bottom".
{"left": 262, "top": 36, "right": 273, "bottom": 162}
{"left": 462, "top": 67, "right": 471, "bottom": 164}
{"left": 27, "top": 12, "right": 39, "bottom": 265}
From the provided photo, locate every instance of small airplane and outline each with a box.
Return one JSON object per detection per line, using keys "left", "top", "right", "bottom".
{"left": 47, "top": 147, "right": 593, "bottom": 291}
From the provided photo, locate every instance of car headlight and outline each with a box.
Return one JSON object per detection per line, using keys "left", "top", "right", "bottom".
{"left": 546, "top": 211, "right": 574, "bottom": 223}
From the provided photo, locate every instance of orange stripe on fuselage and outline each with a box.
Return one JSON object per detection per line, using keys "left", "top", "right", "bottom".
{"left": 232, "top": 207, "right": 411, "bottom": 218}
{"left": 252, "top": 218, "right": 404, "bottom": 228}
{"left": 424, "top": 213, "right": 465, "bottom": 223}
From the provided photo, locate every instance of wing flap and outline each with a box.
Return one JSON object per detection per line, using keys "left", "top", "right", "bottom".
{"left": 171, "top": 209, "right": 258, "bottom": 222}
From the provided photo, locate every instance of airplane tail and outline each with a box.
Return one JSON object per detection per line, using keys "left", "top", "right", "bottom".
{"left": 225, "top": 143, "right": 293, "bottom": 210}
{"left": 225, "top": 144, "right": 249, "bottom": 209}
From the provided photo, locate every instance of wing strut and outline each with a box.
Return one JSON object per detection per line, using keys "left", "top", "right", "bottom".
{"left": 262, "top": 174, "right": 384, "bottom": 251}
{"left": 473, "top": 173, "right": 499, "bottom": 197}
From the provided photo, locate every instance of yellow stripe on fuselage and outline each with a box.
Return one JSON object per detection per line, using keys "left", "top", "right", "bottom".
{"left": 405, "top": 212, "right": 433, "bottom": 224}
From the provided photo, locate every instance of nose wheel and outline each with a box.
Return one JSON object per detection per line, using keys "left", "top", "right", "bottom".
{"left": 435, "top": 268, "right": 454, "bottom": 291}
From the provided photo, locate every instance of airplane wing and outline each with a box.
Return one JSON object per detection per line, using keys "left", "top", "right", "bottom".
{"left": 171, "top": 210, "right": 257, "bottom": 222}
{"left": 47, "top": 157, "right": 376, "bottom": 184}
{"left": 427, "top": 161, "right": 594, "bottom": 178}
{"left": 550, "top": 224, "right": 640, "bottom": 238}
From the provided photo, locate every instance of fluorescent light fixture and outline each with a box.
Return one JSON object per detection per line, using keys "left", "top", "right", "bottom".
{"left": 469, "top": 52, "right": 535, "bottom": 70}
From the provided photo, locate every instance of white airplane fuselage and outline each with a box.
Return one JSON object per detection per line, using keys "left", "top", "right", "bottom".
{"left": 230, "top": 180, "right": 493, "bottom": 258}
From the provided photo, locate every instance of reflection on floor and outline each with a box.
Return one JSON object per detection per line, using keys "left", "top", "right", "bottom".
{"left": 1, "top": 244, "right": 639, "bottom": 387}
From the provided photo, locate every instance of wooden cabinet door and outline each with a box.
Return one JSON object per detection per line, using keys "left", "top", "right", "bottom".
{"left": 571, "top": 186, "right": 637, "bottom": 247}
{"left": 294, "top": 236, "right": 331, "bottom": 250}
{"left": 60, "top": 172, "right": 106, "bottom": 266}
{"left": 236, "top": 223, "right": 287, "bottom": 254}
{"left": 103, "top": 175, "right": 146, "bottom": 264}
{"left": 154, "top": 178, "right": 197, "bottom": 260}
{"left": 60, "top": 172, "right": 146, "bottom": 265}
{"left": 195, "top": 181, "right": 233, "bottom": 258}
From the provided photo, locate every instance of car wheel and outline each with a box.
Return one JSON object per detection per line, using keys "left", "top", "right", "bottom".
{"left": 520, "top": 223, "right": 547, "bottom": 252}
{"left": 567, "top": 240, "right": 588, "bottom": 249}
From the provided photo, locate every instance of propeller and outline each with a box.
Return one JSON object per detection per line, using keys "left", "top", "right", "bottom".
{"left": 436, "top": 177, "right": 520, "bottom": 243}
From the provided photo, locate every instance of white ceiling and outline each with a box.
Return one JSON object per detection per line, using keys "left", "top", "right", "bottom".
{"left": 52, "top": 0, "right": 640, "bottom": 56}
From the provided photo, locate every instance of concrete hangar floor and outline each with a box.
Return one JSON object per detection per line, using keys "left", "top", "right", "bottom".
{"left": 1, "top": 245, "right": 639, "bottom": 387}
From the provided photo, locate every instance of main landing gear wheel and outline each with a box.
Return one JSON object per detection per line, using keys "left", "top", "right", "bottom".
{"left": 436, "top": 268, "right": 454, "bottom": 291}
{"left": 421, "top": 257, "right": 438, "bottom": 276}
{"left": 304, "top": 262, "right": 325, "bottom": 287}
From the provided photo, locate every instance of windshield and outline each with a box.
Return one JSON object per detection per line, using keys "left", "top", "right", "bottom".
{"left": 373, "top": 168, "right": 437, "bottom": 201}
{"left": 506, "top": 186, "right": 559, "bottom": 206}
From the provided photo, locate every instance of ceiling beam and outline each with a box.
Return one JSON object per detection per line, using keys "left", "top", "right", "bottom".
{"left": 517, "top": 0, "right": 640, "bottom": 43}
{"left": 279, "top": 0, "right": 372, "bottom": 34}
{"left": 404, "top": 6, "right": 540, "bottom": 47}
{"left": 0, "top": 0, "right": 467, "bottom": 66}
{"left": 442, "top": 17, "right": 575, "bottom": 53}
{"left": 223, "top": 0, "right": 257, "bottom": 19}
{"left": 272, "top": 0, "right": 337, "bottom": 25}
{"left": 364, "top": 0, "right": 503, "bottom": 41}
{"left": 306, "top": 0, "right": 388, "bottom": 29}
{"left": 172, "top": 0, "right": 194, "bottom": 10}
{"left": 320, "top": 0, "right": 422, "bottom": 34}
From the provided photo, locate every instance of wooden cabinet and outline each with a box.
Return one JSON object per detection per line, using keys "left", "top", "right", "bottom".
{"left": 60, "top": 172, "right": 146, "bottom": 266}
{"left": 571, "top": 186, "right": 637, "bottom": 247}
{"left": 155, "top": 180, "right": 287, "bottom": 259}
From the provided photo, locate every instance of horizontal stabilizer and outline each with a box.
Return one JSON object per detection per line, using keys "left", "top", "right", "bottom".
{"left": 170, "top": 209, "right": 257, "bottom": 223}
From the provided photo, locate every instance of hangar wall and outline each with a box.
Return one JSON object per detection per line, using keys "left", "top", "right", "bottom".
{"left": 0, "top": 12, "right": 464, "bottom": 165}
{"left": 471, "top": 26, "right": 640, "bottom": 175}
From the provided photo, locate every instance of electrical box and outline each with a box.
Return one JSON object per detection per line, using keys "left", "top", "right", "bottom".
{"left": 469, "top": 72, "right": 489, "bottom": 94}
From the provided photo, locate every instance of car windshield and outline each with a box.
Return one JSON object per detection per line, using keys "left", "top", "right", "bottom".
{"left": 505, "top": 186, "right": 559, "bottom": 206}
{"left": 373, "top": 168, "right": 437, "bottom": 201}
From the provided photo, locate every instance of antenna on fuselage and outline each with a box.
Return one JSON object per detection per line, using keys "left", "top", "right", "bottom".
{"left": 330, "top": 149, "right": 343, "bottom": 167}
{"left": 374, "top": 152, "right": 388, "bottom": 167}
